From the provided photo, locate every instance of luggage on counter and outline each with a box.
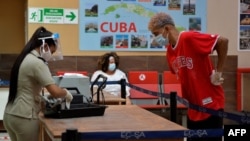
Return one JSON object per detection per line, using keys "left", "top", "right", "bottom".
{"left": 41, "top": 87, "right": 108, "bottom": 119}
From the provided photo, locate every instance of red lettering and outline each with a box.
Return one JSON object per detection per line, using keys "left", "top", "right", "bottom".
{"left": 110, "top": 22, "right": 118, "bottom": 32}
{"left": 120, "top": 22, "right": 127, "bottom": 32}
{"left": 128, "top": 22, "right": 137, "bottom": 32}
{"left": 138, "top": 0, "right": 151, "bottom": 2}
{"left": 100, "top": 22, "right": 137, "bottom": 33}
{"left": 100, "top": 22, "right": 108, "bottom": 32}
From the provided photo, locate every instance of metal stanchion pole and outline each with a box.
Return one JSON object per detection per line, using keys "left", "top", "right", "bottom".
{"left": 170, "top": 91, "right": 177, "bottom": 123}
{"left": 120, "top": 78, "right": 126, "bottom": 105}
{"left": 62, "top": 128, "right": 80, "bottom": 141}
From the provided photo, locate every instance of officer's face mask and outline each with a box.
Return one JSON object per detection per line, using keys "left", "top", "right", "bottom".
{"left": 154, "top": 28, "right": 169, "bottom": 46}
{"left": 40, "top": 42, "right": 52, "bottom": 61}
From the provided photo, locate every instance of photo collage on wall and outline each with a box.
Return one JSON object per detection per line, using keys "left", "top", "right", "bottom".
{"left": 239, "top": 0, "right": 250, "bottom": 51}
{"left": 79, "top": 0, "right": 207, "bottom": 51}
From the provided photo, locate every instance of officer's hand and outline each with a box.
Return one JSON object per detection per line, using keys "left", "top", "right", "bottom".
{"left": 64, "top": 89, "right": 73, "bottom": 109}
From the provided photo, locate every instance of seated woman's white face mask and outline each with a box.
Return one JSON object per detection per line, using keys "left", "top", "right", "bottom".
{"left": 108, "top": 56, "right": 116, "bottom": 71}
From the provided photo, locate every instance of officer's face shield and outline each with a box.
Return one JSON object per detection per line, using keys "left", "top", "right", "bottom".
{"left": 38, "top": 33, "right": 63, "bottom": 61}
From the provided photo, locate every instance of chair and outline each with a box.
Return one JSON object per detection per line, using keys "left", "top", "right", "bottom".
{"left": 56, "top": 71, "right": 88, "bottom": 76}
{"left": 162, "top": 71, "right": 187, "bottom": 126}
{"left": 162, "top": 71, "right": 180, "bottom": 84}
{"left": 128, "top": 71, "right": 163, "bottom": 108}
{"left": 161, "top": 71, "right": 183, "bottom": 104}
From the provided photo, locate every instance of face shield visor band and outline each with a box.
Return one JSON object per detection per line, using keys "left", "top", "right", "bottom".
{"left": 38, "top": 33, "right": 60, "bottom": 40}
{"left": 38, "top": 33, "right": 63, "bottom": 61}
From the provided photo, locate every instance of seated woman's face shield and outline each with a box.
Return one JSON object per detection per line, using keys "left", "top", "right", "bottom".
{"left": 38, "top": 33, "right": 63, "bottom": 61}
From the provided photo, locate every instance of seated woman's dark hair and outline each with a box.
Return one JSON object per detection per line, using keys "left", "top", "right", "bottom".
{"left": 97, "top": 52, "right": 120, "bottom": 72}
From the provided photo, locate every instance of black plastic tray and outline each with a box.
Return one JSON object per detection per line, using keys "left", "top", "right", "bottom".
{"left": 43, "top": 103, "right": 108, "bottom": 119}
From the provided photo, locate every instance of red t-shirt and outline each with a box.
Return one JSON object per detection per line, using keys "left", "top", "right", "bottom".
{"left": 166, "top": 31, "right": 225, "bottom": 121}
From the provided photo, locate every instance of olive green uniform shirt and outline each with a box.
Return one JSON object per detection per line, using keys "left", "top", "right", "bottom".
{"left": 4, "top": 50, "right": 55, "bottom": 119}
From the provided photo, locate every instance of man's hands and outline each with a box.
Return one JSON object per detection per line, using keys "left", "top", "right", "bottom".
{"left": 210, "top": 70, "right": 224, "bottom": 85}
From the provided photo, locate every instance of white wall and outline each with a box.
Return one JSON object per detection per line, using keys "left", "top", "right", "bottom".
{"left": 207, "top": 0, "right": 249, "bottom": 68}
{"left": 0, "top": 88, "right": 9, "bottom": 120}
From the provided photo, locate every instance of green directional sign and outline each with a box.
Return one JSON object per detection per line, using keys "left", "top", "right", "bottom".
{"left": 66, "top": 12, "right": 76, "bottom": 21}
{"left": 28, "top": 7, "right": 78, "bottom": 24}
{"left": 44, "top": 8, "right": 64, "bottom": 23}
{"left": 44, "top": 8, "right": 64, "bottom": 16}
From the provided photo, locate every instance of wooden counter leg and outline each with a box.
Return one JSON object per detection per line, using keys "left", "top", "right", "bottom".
{"left": 39, "top": 122, "right": 53, "bottom": 141}
{"left": 39, "top": 122, "right": 44, "bottom": 141}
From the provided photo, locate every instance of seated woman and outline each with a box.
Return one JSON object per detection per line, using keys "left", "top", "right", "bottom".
{"left": 90, "top": 52, "right": 132, "bottom": 105}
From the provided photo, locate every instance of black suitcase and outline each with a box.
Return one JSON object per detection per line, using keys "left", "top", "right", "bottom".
{"left": 41, "top": 87, "right": 107, "bottom": 119}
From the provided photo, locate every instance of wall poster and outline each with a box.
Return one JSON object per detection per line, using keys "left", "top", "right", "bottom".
{"left": 239, "top": 0, "right": 250, "bottom": 51}
{"left": 79, "top": 0, "right": 207, "bottom": 51}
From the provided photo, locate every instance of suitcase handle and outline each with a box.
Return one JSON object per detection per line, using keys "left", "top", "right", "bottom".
{"left": 64, "top": 87, "right": 80, "bottom": 94}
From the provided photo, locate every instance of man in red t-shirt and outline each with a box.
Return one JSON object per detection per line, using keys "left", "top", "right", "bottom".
{"left": 148, "top": 12, "right": 228, "bottom": 141}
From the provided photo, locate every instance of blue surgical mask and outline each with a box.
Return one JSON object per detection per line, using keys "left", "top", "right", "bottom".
{"left": 154, "top": 33, "right": 169, "bottom": 46}
{"left": 108, "top": 63, "right": 116, "bottom": 71}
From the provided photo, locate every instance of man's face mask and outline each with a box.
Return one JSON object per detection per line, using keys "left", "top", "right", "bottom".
{"left": 38, "top": 33, "right": 63, "bottom": 61}
{"left": 154, "top": 29, "right": 169, "bottom": 46}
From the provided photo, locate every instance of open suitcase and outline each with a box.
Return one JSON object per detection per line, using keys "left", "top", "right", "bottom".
{"left": 42, "top": 97, "right": 107, "bottom": 119}
{"left": 41, "top": 74, "right": 108, "bottom": 119}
